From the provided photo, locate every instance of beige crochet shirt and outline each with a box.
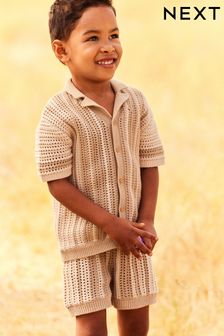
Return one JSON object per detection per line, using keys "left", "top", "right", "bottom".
{"left": 35, "top": 79, "right": 165, "bottom": 261}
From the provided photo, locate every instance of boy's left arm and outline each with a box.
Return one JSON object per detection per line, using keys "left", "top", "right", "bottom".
{"left": 137, "top": 166, "right": 159, "bottom": 252}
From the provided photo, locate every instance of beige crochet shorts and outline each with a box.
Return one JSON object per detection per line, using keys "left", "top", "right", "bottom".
{"left": 63, "top": 248, "right": 158, "bottom": 317}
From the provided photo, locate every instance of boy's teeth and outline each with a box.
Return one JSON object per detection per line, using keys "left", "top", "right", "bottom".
{"left": 97, "top": 60, "right": 114, "bottom": 65}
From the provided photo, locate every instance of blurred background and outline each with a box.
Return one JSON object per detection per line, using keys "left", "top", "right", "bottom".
{"left": 0, "top": 0, "right": 223, "bottom": 335}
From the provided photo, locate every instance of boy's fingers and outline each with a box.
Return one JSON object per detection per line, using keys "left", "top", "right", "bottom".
{"left": 139, "top": 242, "right": 152, "bottom": 255}
{"left": 131, "top": 248, "right": 142, "bottom": 259}
{"left": 131, "top": 243, "right": 150, "bottom": 259}
{"left": 132, "top": 222, "right": 145, "bottom": 228}
{"left": 151, "top": 234, "right": 159, "bottom": 241}
{"left": 144, "top": 238, "right": 155, "bottom": 251}
{"left": 136, "top": 228, "right": 156, "bottom": 240}
{"left": 144, "top": 236, "right": 159, "bottom": 251}
{"left": 133, "top": 237, "right": 152, "bottom": 255}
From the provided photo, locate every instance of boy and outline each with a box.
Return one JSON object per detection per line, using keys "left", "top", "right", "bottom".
{"left": 35, "top": 0, "right": 165, "bottom": 335}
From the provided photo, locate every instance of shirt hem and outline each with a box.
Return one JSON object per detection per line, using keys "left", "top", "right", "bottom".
{"left": 61, "top": 238, "right": 118, "bottom": 261}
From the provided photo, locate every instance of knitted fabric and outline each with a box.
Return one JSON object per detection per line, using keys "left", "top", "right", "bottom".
{"left": 63, "top": 248, "right": 158, "bottom": 316}
{"left": 35, "top": 79, "right": 165, "bottom": 260}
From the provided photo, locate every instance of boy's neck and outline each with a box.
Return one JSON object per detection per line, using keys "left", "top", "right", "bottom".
{"left": 71, "top": 77, "right": 114, "bottom": 99}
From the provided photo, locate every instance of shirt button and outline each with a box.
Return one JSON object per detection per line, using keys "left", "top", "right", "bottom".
{"left": 120, "top": 207, "right": 125, "bottom": 212}
{"left": 119, "top": 177, "right": 124, "bottom": 184}
{"left": 115, "top": 147, "right": 121, "bottom": 153}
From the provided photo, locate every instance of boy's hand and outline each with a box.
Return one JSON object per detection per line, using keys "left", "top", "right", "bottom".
{"left": 137, "top": 220, "right": 159, "bottom": 255}
{"left": 104, "top": 218, "right": 156, "bottom": 259}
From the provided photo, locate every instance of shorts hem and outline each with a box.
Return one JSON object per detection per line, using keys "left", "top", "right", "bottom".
{"left": 113, "top": 293, "right": 157, "bottom": 310}
{"left": 67, "top": 296, "right": 112, "bottom": 317}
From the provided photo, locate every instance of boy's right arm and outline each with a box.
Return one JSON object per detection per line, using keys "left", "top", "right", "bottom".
{"left": 48, "top": 177, "right": 154, "bottom": 258}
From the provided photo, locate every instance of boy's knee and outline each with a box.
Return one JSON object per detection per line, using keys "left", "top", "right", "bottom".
{"left": 75, "top": 310, "right": 107, "bottom": 336}
{"left": 125, "top": 323, "right": 149, "bottom": 336}
{"left": 76, "top": 322, "right": 107, "bottom": 336}
{"left": 76, "top": 327, "right": 107, "bottom": 336}
{"left": 117, "top": 306, "right": 149, "bottom": 336}
{"left": 118, "top": 313, "right": 149, "bottom": 336}
{"left": 78, "top": 331, "right": 107, "bottom": 336}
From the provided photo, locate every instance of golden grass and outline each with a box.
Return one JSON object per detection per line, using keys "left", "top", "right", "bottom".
{"left": 0, "top": 0, "right": 224, "bottom": 335}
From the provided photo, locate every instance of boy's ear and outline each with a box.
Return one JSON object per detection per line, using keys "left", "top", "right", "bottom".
{"left": 52, "top": 40, "right": 69, "bottom": 63}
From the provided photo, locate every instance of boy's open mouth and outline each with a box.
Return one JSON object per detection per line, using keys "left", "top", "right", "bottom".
{"left": 96, "top": 58, "right": 117, "bottom": 67}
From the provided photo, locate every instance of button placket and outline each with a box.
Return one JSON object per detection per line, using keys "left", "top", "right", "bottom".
{"left": 111, "top": 92, "right": 129, "bottom": 218}
{"left": 111, "top": 118, "right": 126, "bottom": 218}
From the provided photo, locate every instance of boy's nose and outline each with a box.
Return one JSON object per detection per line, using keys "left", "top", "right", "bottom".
{"left": 100, "top": 44, "right": 115, "bottom": 53}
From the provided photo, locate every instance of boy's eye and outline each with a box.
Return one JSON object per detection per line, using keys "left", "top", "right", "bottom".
{"left": 86, "top": 33, "right": 119, "bottom": 42}
{"left": 87, "top": 36, "right": 98, "bottom": 41}
{"left": 110, "top": 33, "right": 119, "bottom": 39}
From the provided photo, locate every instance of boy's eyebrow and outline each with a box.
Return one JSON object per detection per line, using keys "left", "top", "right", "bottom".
{"left": 83, "top": 27, "right": 119, "bottom": 36}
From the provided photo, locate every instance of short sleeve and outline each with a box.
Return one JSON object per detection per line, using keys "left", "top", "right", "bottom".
{"left": 35, "top": 110, "right": 73, "bottom": 182}
{"left": 139, "top": 95, "right": 165, "bottom": 168}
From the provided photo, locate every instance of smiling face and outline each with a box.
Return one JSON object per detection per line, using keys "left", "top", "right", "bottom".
{"left": 52, "top": 6, "right": 122, "bottom": 86}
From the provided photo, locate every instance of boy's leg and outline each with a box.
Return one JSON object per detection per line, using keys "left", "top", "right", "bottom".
{"left": 63, "top": 252, "right": 113, "bottom": 333}
{"left": 76, "top": 309, "right": 107, "bottom": 336}
{"left": 111, "top": 249, "right": 158, "bottom": 336}
{"left": 117, "top": 306, "right": 149, "bottom": 336}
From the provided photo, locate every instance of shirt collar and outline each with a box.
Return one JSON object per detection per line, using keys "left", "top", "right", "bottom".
{"left": 64, "top": 78, "right": 129, "bottom": 107}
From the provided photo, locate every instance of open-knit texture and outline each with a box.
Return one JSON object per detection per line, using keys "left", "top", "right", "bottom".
{"left": 63, "top": 248, "right": 158, "bottom": 316}
{"left": 35, "top": 79, "right": 165, "bottom": 261}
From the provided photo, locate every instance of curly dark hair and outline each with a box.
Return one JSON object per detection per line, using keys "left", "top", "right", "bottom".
{"left": 49, "top": 0, "right": 116, "bottom": 42}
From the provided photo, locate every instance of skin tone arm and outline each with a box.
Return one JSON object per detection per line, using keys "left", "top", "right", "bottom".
{"left": 47, "top": 178, "right": 156, "bottom": 258}
{"left": 137, "top": 167, "right": 160, "bottom": 253}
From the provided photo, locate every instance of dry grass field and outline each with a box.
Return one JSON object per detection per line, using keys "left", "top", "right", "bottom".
{"left": 0, "top": 0, "right": 224, "bottom": 335}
